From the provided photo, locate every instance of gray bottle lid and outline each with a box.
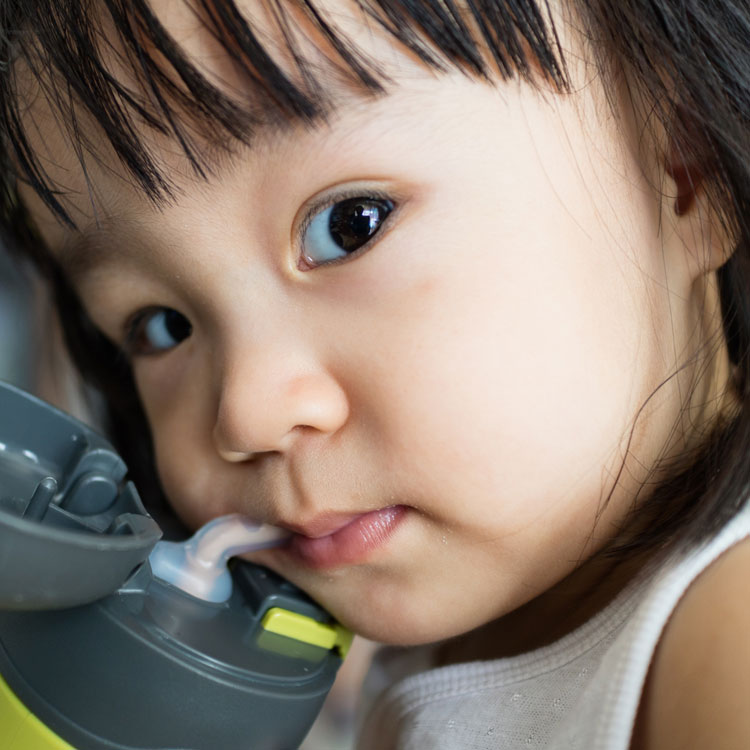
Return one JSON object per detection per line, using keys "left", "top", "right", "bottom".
{"left": 0, "top": 380, "right": 161, "bottom": 610}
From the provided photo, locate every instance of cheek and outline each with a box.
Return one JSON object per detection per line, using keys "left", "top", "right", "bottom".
{"left": 361, "top": 198, "right": 657, "bottom": 532}
{"left": 151, "top": 416, "right": 207, "bottom": 527}
{"left": 136, "top": 365, "right": 220, "bottom": 528}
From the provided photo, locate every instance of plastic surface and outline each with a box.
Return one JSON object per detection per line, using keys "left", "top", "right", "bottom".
{"left": 0, "top": 381, "right": 161, "bottom": 609}
{"left": 149, "top": 514, "right": 289, "bottom": 602}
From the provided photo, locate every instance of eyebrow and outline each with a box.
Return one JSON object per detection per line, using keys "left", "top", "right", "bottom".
{"left": 57, "top": 216, "right": 155, "bottom": 284}
{"left": 55, "top": 72, "right": 446, "bottom": 290}
{"left": 54, "top": 105, "right": 325, "bottom": 279}
{"left": 54, "top": 82, "right": 414, "bottom": 282}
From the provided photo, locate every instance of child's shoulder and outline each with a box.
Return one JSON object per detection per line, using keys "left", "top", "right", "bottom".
{"left": 632, "top": 537, "right": 750, "bottom": 750}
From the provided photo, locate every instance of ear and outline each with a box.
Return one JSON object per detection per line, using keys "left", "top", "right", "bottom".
{"left": 665, "top": 156, "right": 699, "bottom": 218}
{"left": 663, "top": 117, "right": 729, "bottom": 276}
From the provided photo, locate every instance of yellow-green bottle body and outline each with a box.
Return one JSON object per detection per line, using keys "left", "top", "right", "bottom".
{"left": 0, "top": 673, "right": 73, "bottom": 750}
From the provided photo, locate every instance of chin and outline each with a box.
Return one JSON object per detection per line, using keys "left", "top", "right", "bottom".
{"left": 325, "top": 595, "right": 466, "bottom": 647}
{"left": 354, "top": 623, "right": 448, "bottom": 647}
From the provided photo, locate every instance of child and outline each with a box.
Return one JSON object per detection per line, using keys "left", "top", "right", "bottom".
{"left": 2, "top": 0, "right": 750, "bottom": 747}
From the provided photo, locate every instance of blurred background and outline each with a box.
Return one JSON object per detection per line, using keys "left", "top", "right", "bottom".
{"left": 0, "top": 247, "right": 33, "bottom": 390}
{"left": 0, "top": 244, "right": 374, "bottom": 750}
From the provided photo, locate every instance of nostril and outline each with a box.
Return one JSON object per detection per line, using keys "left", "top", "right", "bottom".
{"left": 216, "top": 447, "right": 257, "bottom": 463}
{"left": 212, "top": 416, "right": 256, "bottom": 461}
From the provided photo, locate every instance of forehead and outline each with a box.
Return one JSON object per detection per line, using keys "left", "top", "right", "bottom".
{"left": 11, "top": 0, "right": 572, "bottom": 231}
{"left": 14, "top": 0, "right": 387, "bottom": 214}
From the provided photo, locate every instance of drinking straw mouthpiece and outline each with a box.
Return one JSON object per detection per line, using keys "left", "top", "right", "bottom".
{"left": 148, "top": 514, "right": 289, "bottom": 602}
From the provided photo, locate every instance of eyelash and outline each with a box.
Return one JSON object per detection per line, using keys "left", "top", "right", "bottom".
{"left": 294, "top": 186, "right": 399, "bottom": 268}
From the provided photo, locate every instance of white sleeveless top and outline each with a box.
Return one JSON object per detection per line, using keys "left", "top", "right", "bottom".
{"left": 356, "top": 502, "right": 750, "bottom": 750}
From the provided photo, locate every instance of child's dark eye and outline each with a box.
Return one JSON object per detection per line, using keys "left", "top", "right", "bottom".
{"left": 302, "top": 196, "right": 395, "bottom": 267}
{"left": 126, "top": 307, "right": 192, "bottom": 356}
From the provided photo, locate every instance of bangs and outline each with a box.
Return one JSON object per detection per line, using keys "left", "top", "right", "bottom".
{"left": 1, "top": 0, "right": 569, "bottom": 226}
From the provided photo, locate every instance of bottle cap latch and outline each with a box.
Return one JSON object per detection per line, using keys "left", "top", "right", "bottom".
{"left": 0, "top": 381, "right": 161, "bottom": 610}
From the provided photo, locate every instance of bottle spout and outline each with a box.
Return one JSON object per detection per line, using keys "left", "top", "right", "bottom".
{"left": 148, "top": 514, "right": 289, "bottom": 603}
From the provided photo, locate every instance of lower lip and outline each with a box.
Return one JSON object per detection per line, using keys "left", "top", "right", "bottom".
{"left": 287, "top": 506, "right": 406, "bottom": 569}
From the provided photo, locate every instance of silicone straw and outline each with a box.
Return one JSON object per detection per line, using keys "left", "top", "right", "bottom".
{"left": 148, "top": 514, "right": 289, "bottom": 603}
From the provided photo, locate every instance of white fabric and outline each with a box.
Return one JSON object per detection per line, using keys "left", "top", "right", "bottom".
{"left": 356, "top": 502, "right": 750, "bottom": 749}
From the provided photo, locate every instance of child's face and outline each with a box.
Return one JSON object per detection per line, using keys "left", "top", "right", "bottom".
{"left": 21, "top": 1, "right": 720, "bottom": 644}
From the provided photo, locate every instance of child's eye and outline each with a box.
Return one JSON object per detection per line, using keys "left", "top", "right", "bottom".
{"left": 301, "top": 196, "right": 395, "bottom": 267}
{"left": 126, "top": 307, "right": 193, "bottom": 356}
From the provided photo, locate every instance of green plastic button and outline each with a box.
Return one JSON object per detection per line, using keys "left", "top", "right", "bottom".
{"left": 260, "top": 608, "right": 353, "bottom": 658}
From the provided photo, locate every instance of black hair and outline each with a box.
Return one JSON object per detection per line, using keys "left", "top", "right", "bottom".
{"left": 1, "top": 0, "right": 749, "bottom": 552}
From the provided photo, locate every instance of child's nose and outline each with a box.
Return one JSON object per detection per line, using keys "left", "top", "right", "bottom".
{"left": 211, "top": 357, "right": 350, "bottom": 461}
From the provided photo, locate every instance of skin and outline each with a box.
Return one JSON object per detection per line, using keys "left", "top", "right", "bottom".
{"left": 18, "top": 0, "right": 736, "bottom": 660}
{"left": 630, "top": 538, "right": 750, "bottom": 750}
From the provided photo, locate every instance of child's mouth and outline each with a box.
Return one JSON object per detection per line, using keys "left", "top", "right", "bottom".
{"left": 284, "top": 505, "right": 406, "bottom": 569}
